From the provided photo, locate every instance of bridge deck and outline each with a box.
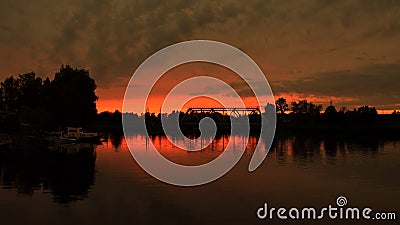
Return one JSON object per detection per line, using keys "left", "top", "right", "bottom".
{"left": 184, "top": 107, "right": 261, "bottom": 118}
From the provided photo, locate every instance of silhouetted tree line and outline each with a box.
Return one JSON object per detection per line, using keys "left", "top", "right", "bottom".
{"left": 0, "top": 65, "right": 98, "bottom": 128}
{"left": 271, "top": 97, "right": 400, "bottom": 136}
{"left": 273, "top": 97, "right": 381, "bottom": 124}
{"left": 100, "top": 109, "right": 262, "bottom": 136}
{"left": 99, "top": 96, "right": 400, "bottom": 136}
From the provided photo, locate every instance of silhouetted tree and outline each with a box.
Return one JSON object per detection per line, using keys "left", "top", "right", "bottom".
{"left": 0, "top": 84, "right": 4, "bottom": 110}
{"left": 291, "top": 100, "right": 322, "bottom": 115}
{"left": 0, "top": 76, "right": 19, "bottom": 112}
{"left": 275, "top": 97, "right": 289, "bottom": 114}
{"left": 46, "top": 65, "right": 98, "bottom": 126}
{"left": 111, "top": 110, "right": 122, "bottom": 125}
{"left": 356, "top": 105, "right": 377, "bottom": 115}
{"left": 17, "top": 72, "right": 43, "bottom": 109}
{"left": 41, "top": 77, "right": 52, "bottom": 108}
{"left": 356, "top": 105, "right": 378, "bottom": 123}
{"left": 325, "top": 105, "right": 337, "bottom": 114}
{"left": 324, "top": 103, "right": 338, "bottom": 123}
{"left": 265, "top": 103, "right": 275, "bottom": 115}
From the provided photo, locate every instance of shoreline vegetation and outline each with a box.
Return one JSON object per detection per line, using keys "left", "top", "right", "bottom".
{"left": 1, "top": 65, "right": 400, "bottom": 139}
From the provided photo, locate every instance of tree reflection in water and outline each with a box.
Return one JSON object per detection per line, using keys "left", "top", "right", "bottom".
{"left": 0, "top": 143, "right": 96, "bottom": 204}
{"left": 268, "top": 134, "right": 383, "bottom": 165}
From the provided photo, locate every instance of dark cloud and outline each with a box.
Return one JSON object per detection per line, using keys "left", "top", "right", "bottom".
{"left": 274, "top": 63, "right": 400, "bottom": 108}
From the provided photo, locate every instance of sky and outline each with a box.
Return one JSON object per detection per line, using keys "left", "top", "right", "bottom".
{"left": 1, "top": 0, "right": 400, "bottom": 113}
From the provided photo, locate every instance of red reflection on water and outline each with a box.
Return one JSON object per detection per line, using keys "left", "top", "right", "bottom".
{"left": 124, "top": 134, "right": 261, "bottom": 166}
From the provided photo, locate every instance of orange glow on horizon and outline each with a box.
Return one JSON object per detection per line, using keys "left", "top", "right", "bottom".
{"left": 97, "top": 97, "right": 396, "bottom": 114}
{"left": 143, "top": 95, "right": 260, "bottom": 113}
{"left": 274, "top": 92, "right": 359, "bottom": 107}
{"left": 143, "top": 61, "right": 261, "bottom": 113}
{"left": 97, "top": 99, "right": 122, "bottom": 113}
{"left": 181, "top": 96, "right": 224, "bottom": 112}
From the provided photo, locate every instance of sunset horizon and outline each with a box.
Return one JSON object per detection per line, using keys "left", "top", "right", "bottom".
{"left": 3, "top": 64, "right": 397, "bottom": 114}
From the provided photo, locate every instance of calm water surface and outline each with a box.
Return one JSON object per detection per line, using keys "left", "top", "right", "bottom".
{"left": 0, "top": 134, "right": 399, "bottom": 225}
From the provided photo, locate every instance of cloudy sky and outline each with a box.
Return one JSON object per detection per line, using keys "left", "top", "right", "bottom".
{"left": 1, "top": 0, "right": 400, "bottom": 112}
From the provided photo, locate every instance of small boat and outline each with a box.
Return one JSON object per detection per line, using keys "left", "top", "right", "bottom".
{"left": 60, "top": 127, "right": 101, "bottom": 143}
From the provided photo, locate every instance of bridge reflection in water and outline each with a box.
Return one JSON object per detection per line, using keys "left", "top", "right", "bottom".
{"left": 142, "top": 134, "right": 262, "bottom": 166}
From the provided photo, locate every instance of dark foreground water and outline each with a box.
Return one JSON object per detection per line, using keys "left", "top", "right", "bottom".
{"left": 0, "top": 134, "right": 399, "bottom": 225}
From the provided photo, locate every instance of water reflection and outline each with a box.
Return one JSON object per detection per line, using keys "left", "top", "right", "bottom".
{"left": 0, "top": 133, "right": 399, "bottom": 225}
{"left": 121, "top": 133, "right": 399, "bottom": 225}
{"left": 0, "top": 143, "right": 96, "bottom": 204}
{"left": 109, "top": 132, "right": 123, "bottom": 150}
{"left": 268, "top": 135, "right": 383, "bottom": 164}
{"left": 140, "top": 133, "right": 387, "bottom": 165}
{"left": 0, "top": 133, "right": 397, "bottom": 207}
